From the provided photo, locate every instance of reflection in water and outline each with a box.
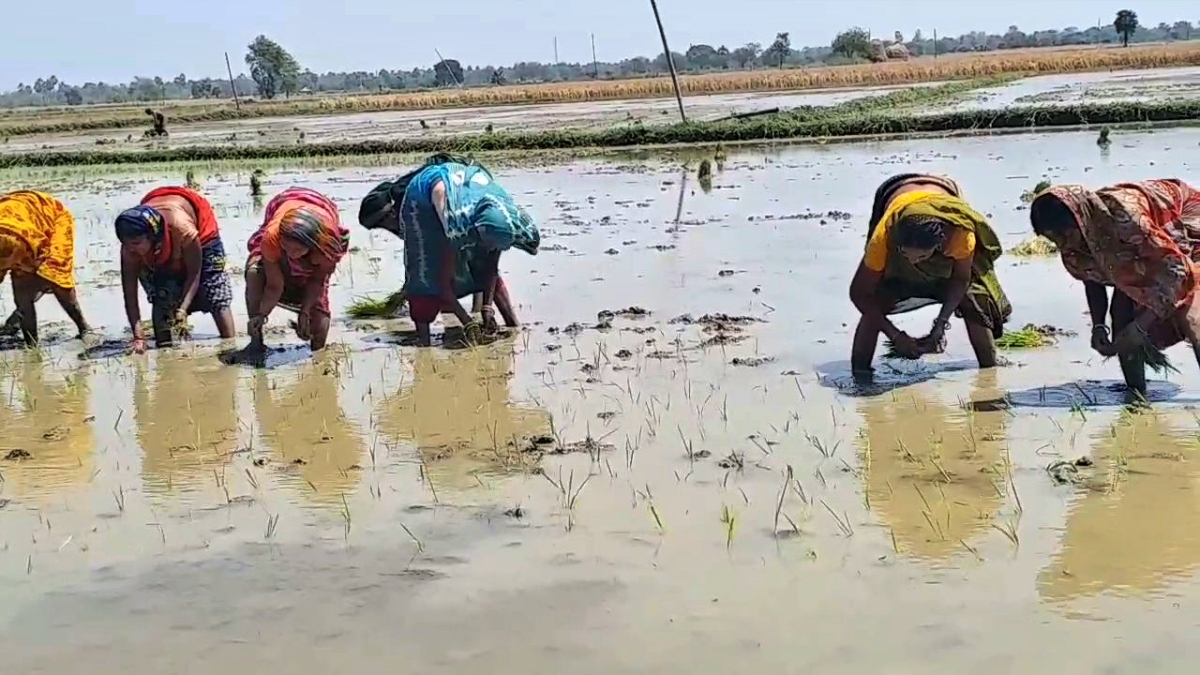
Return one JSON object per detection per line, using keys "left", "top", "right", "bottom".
{"left": 0, "top": 354, "right": 94, "bottom": 499}
{"left": 135, "top": 353, "right": 240, "bottom": 497}
{"left": 252, "top": 358, "right": 364, "bottom": 506}
{"left": 1039, "top": 410, "right": 1200, "bottom": 602}
{"left": 378, "top": 344, "right": 552, "bottom": 492}
{"left": 859, "top": 371, "right": 1011, "bottom": 561}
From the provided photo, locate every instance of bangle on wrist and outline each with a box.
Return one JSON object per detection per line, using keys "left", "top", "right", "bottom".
{"left": 1092, "top": 324, "right": 1109, "bottom": 333}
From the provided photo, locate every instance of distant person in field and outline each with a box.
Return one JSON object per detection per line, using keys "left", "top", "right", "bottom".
{"left": 115, "top": 186, "right": 236, "bottom": 353}
{"left": 356, "top": 154, "right": 539, "bottom": 347}
{"left": 0, "top": 190, "right": 92, "bottom": 345}
{"left": 1030, "top": 180, "right": 1200, "bottom": 398}
{"left": 144, "top": 108, "right": 167, "bottom": 137}
{"left": 242, "top": 187, "right": 350, "bottom": 355}
{"left": 848, "top": 173, "right": 1011, "bottom": 377}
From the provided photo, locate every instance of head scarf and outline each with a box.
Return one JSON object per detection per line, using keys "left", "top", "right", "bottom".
{"left": 114, "top": 206, "right": 166, "bottom": 244}
{"left": 277, "top": 206, "right": 342, "bottom": 260}
{"left": 358, "top": 180, "right": 402, "bottom": 235}
{"left": 358, "top": 154, "right": 481, "bottom": 238}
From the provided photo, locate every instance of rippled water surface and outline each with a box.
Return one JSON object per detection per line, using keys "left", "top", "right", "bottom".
{"left": 3, "top": 127, "right": 1200, "bottom": 673}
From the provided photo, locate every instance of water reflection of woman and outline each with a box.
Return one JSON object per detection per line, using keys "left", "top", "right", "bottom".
{"left": 859, "top": 370, "right": 1010, "bottom": 561}
{"left": 377, "top": 343, "right": 552, "bottom": 492}
{"left": 251, "top": 359, "right": 363, "bottom": 507}
{"left": 1038, "top": 411, "right": 1200, "bottom": 603}
{"left": 0, "top": 354, "right": 94, "bottom": 499}
{"left": 135, "top": 352, "right": 240, "bottom": 497}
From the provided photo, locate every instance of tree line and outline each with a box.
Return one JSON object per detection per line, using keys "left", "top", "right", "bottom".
{"left": 0, "top": 10, "right": 1179, "bottom": 108}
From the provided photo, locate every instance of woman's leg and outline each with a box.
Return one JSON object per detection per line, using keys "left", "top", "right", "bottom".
{"left": 1, "top": 288, "right": 47, "bottom": 336}
{"left": 47, "top": 283, "right": 90, "bottom": 337}
{"left": 851, "top": 313, "right": 884, "bottom": 374}
{"left": 211, "top": 307, "right": 237, "bottom": 339}
{"left": 10, "top": 273, "right": 41, "bottom": 345}
{"left": 963, "top": 320, "right": 998, "bottom": 369}
{"left": 1110, "top": 290, "right": 1147, "bottom": 396}
{"left": 309, "top": 311, "right": 331, "bottom": 351}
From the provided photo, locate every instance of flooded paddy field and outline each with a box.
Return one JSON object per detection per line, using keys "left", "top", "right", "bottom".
{"left": 7, "top": 66, "right": 1200, "bottom": 161}
{"left": 0, "top": 84, "right": 931, "bottom": 157}
{"left": 4, "top": 127, "right": 1200, "bottom": 672}
{"left": 928, "top": 65, "right": 1200, "bottom": 114}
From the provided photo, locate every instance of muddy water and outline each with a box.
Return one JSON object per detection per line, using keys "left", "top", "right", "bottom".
{"left": 929, "top": 65, "right": 1200, "bottom": 113}
{"left": 4, "top": 128, "right": 1200, "bottom": 673}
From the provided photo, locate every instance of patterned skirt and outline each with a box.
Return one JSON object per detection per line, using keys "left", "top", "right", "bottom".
{"left": 139, "top": 238, "right": 234, "bottom": 314}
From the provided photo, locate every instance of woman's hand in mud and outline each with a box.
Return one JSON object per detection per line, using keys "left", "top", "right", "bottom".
{"left": 1091, "top": 324, "right": 1116, "bottom": 356}
{"left": 130, "top": 337, "right": 148, "bottom": 355}
{"left": 295, "top": 311, "right": 312, "bottom": 340}
{"left": 480, "top": 307, "right": 499, "bottom": 334}
{"left": 916, "top": 329, "right": 947, "bottom": 355}
{"left": 1112, "top": 324, "right": 1149, "bottom": 356}
{"left": 890, "top": 332, "right": 922, "bottom": 359}
{"left": 78, "top": 329, "right": 102, "bottom": 349}
{"left": 247, "top": 315, "right": 266, "bottom": 338}
{"left": 462, "top": 320, "right": 484, "bottom": 344}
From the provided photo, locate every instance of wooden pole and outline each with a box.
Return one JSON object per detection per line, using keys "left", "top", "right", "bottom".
{"left": 932, "top": 29, "right": 938, "bottom": 59}
{"left": 649, "top": 0, "right": 687, "bottom": 123}
{"left": 591, "top": 34, "right": 600, "bottom": 78}
{"left": 225, "top": 52, "right": 241, "bottom": 109}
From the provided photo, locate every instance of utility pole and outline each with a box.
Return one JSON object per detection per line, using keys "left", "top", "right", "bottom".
{"left": 649, "top": 0, "right": 686, "bottom": 123}
{"left": 932, "top": 29, "right": 938, "bottom": 59}
{"left": 434, "top": 49, "right": 463, "bottom": 87}
{"left": 591, "top": 34, "right": 600, "bottom": 78}
{"left": 224, "top": 52, "right": 241, "bottom": 109}
{"left": 554, "top": 37, "right": 559, "bottom": 64}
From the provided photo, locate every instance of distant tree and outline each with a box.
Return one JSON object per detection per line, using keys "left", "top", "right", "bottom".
{"left": 1115, "top": 9, "right": 1139, "bottom": 46}
{"left": 63, "top": 87, "right": 83, "bottom": 106}
{"left": 730, "top": 42, "right": 761, "bottom": 69}
{"left": 433, "top": 59, "right": 464, "bottom": 86}
{"left": 245, "top": 35, "right": 302, "bottom": 99}
{"left": 832, "top": 27, "right": 872, "bottom": 59}
{"left": 912, "top": 29, "right": 924, "bottom": 42}
{"left": 894, "top": 31, "right": 905, "bottom": 44}
{"left": 173, "top": 73, "right": 188, "bottom": 87}
{"left": 764, "top": 32, "right": 792, "bottom": 68}
{"left": 490, "top": 67, "right": 507, "bottom": 86}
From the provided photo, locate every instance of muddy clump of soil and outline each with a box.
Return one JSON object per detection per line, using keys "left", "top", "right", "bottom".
{"left": 670, "top": 313, "right": 764, "bottom": 333}
{"left": 731, "top": 356, "right": 776, "bottom": 367}
{"left": 672, "top": 312, "right": 765, "bottom": 350}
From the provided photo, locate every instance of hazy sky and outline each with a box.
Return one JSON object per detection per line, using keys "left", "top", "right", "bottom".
{"left": 1, "top": 0, "right": 1189, "bottom": 86}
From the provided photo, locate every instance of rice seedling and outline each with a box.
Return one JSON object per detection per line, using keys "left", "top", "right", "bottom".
{"left": 249, "top": 169, "right": 264, "bottom": 196}
{"left": 5, "top": 43, "right": 1199, "bottom": 138}
{"left": 993, "top": 324, "right": 1061, "bottom": 349}
{"left": 1008, "top": 235, "right": 1057, "bottom": 256}
{"left": 1112, "top": 344, "right": 1178, "bottom": 375}
{"left": 884, "top": 322, "right": 1071, "bottom": 358}
{"left": 13, "top": 83, "right": 1200, "bottom": 169}
{"left": 1019, "top": 178, "right": 1053, "bottom": 203}
{"left": 346, "top": 290, "right": 407, "bottom": 319}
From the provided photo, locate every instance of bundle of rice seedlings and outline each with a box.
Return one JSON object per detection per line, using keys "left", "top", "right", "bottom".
{"left": 1008, "top": 235, "right": 1058, "bottom": 256}
{"left": 1111, "top": 343, "right": 1178, "bottom": 375}
{"left": 347, "top": 290, "right": 407, "bottom": 319}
